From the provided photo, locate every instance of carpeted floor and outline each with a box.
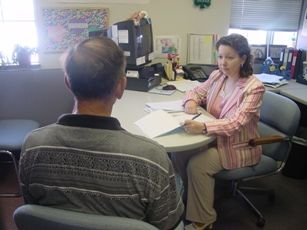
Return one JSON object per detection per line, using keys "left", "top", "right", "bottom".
{"left": 1, "top": 162, "right": 307, "bottom": 230}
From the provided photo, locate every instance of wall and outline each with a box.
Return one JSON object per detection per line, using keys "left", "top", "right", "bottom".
{"left": 0, "top": 69, "right": 74, "bottom": 126}
{"left": 34, "top": 0, "right": 231, "bottom": 69}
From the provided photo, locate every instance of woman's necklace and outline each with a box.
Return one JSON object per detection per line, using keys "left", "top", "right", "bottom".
{"left": 220, "top": 79, "right": 232, "bottom": 99}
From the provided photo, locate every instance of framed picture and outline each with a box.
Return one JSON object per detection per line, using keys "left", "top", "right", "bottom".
{"left": 154, "top": 36, "right": 181, "bottom": 57}
{"left": 250, "top": 44, "right": 267, "bottom": 61}
{"left": 268, "top": 45, "right": 287, "bottom": 60}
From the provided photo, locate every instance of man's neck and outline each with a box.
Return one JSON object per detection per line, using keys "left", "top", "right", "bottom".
{"left": 73, "top": 99, "right": 114, "bottom": 117}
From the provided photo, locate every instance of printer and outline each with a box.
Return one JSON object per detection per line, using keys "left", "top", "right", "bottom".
{"left": 125, "top": 63, "right": 163, "bottom": 92}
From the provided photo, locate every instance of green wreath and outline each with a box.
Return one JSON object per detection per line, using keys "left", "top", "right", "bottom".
{"left": 194, "top": 0, "right": 211, "bottom": 9}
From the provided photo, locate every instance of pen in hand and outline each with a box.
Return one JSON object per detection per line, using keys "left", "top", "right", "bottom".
{"left": 191, "top": 113, "right": 201, "bottom": 120}
{"left": 180, "top": 113, "right": 202, "bottom": 127}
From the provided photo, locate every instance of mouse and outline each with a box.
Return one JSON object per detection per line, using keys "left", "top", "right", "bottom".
{"left": 162, "top": 84, "right": 176, "bottom": 90}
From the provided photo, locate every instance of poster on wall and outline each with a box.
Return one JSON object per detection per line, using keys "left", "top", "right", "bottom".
{"left": 54, "top": 0, "right": 149, "bottom": 3}
{"left": 41, "top": 8, "right": 109, "bottom": 53}
{"left": 187, "top": 33, "right": 218, "bottom": 64}
{"left": 154, "top": 36, "right": 181, "bottom": 57}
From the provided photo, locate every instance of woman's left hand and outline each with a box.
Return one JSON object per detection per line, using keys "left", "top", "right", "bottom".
{"left": 183, "top": 120, "right": 204, "bottom": 134}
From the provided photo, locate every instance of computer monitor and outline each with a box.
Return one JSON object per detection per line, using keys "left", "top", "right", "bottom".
{"left": 111, "top": 18, "right": 154, "bottom": 70}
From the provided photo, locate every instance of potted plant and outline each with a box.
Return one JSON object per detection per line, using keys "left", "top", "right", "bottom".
{"left": 0, "top": 51, "right": 8, "bottom": 68}
{"left": 12, "top": 45, "right": 36, "bottom": 67}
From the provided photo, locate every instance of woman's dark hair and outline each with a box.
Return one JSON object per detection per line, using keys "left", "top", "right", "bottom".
{"left": 215, "top": 33, "right": 253, "bottom": 78}
{"left": 61, "top": 37, "right": 126, "bottom": 100}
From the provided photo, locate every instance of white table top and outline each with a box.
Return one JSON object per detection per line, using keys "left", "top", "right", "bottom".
{"left": 112, "top": 90, "right": 215, "bottom": 152}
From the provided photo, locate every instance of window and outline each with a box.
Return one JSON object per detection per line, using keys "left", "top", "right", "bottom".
{"left": 228, "top": 29, "right": 267, "bottom": 45}
{"left": 229, "top": 0, "right": 303, "bottom": 56}
{"left": 228, "top": 29, "right": 297, "bottom": 48}
{"left": 0, "top": 0, "right": 38, "bottom": 65}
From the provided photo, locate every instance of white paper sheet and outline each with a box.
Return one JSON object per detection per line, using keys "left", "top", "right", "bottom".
{"left": 145, "top": 100, "right": 184, "bottom": 112}
{"left": 135, "top": 110, "right": 216, "bottom": 138}
{"left": 135, "top": 110, "right": 181, "bottom": 138}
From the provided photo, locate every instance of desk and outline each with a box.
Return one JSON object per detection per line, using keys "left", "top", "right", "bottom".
{"left": 265, "top": 80, "right": 307, "bottom": 106}
{"left": 112, "top": 90, "right": 215, "bottom": 152}
{"left": 280, "top": 88, "right": 307, "bottom": 106}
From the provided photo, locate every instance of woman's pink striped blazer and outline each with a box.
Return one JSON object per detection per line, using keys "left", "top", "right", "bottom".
{"left": 183, "top": 70, "right": 265, "bottom": 170}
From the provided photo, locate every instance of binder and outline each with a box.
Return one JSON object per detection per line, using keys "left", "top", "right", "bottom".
{"left": 295, "top": 50, "right": 307, "bottom": 84}
{"left": 286, "top": 49, "right": 294, "bottom": 71}
{"left": 282, "top": 48, "right": 289, "bottom": 69}
{"left": 290, "top": 49, "right": 298, "bottom": 79}
{"left": 279, "top": 49, "right": 285, "bottom": 64}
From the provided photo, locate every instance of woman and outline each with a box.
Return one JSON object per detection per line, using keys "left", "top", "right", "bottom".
{"left": 172, "top": 34, "right": 265, "bottom": 230}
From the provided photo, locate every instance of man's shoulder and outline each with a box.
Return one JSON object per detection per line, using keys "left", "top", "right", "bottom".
{"left": 118, "top": 131, "right": 170, "bottom": 164}
{"left": 24, "top": 123, "right": 57, "bottom": 140}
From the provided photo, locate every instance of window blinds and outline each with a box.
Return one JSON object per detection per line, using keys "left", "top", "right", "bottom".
{"left": 230, "top": 0, "right": 303, "bottom": 31}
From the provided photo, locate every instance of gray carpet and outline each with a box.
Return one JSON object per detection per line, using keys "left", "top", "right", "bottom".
{"left": 214, "top": 174, "right": 307, "bottom": 230}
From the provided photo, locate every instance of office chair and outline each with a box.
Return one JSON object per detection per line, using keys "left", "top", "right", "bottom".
{"left": 214, "top": 91, "right": 301, "bottom": 228}
{"left": 0, "top": 119, "right": 39, "bottom": 197}
{"left": 13, "top": 204, "right": 161, "bottom": 230}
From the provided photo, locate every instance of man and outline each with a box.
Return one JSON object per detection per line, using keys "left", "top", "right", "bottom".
{"left": 19, "top": 37, "right": 184, "bottom": 230}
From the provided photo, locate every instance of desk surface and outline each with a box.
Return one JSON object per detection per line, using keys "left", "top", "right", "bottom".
{"left": 266, "top": 80, "right": 307, "bottom": 106}
{"left": 280, "top": 88, "right": 307, "bottom": 106}
{"left": 112, "top": 90, "right": 215, "bottom": 152}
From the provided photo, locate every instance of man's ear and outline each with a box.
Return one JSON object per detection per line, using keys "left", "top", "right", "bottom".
{"left": 64, "top": 75, "right": 71, "bottom": 90}
{"left": 115, "top": 76, "right": 127, "bottom": 99}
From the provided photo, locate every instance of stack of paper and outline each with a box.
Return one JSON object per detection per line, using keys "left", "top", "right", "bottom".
{"left": 145, "top": 100, "right": 184, "bottom": 112}
{"left": 255, "top": 73, "right": 288, "bottom": 88}
{"left": 255, "top": 73, "right": 283, "bottom": 83}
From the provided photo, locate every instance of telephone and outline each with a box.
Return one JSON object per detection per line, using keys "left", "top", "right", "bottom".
{"left": 183, "top": 64, "right": 218, "bottom": 82}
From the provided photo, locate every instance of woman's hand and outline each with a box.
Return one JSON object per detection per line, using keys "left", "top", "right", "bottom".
{"left": 183, "top": 120, "right": 205, "bottom": 134}
{"left": 184, "top": 100, "right": 198, "bottom": 114}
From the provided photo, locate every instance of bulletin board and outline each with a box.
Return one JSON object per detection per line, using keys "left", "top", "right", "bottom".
{"left": 41, "top": 8, "right": 109, "bottom": 53}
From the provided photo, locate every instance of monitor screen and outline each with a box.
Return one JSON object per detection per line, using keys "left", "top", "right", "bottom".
{"left": 112, "top": 18, "right": 154, "bottom": 69}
